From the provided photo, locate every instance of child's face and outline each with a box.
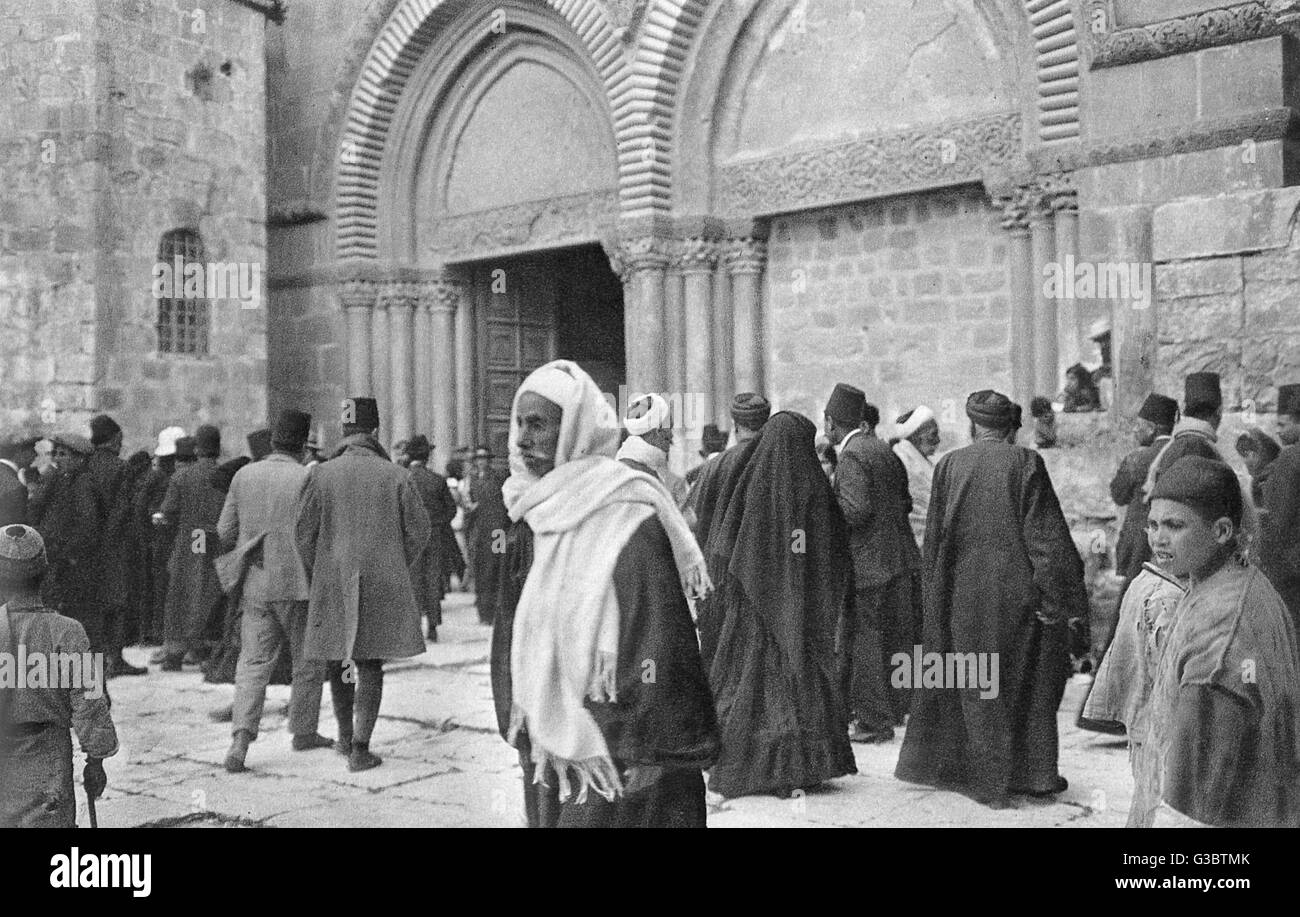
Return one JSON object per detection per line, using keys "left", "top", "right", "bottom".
{"left": 1147, "top": 498, "right": 1234, "bottom": 579}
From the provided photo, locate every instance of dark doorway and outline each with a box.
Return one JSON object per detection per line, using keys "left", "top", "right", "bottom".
{"left": 461, "top": 243, "right": 624, "bottom": 459}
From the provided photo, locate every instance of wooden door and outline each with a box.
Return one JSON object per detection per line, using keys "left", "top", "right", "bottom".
{"left": 476, "top": 256, "right": 558, "bottom": 462}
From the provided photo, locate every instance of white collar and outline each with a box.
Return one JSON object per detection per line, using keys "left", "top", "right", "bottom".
{"left": 837, "top": 427, "right": 863, "bottom": 453}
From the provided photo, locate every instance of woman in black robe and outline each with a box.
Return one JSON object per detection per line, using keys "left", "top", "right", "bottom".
{"left": 699, "top": 411, "right": 857, "bottom": 798}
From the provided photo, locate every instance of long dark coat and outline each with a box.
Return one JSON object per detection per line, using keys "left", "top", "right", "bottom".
{"left": 468, "top": 467, "right": 509, "bottom": 621}
{"left": 833, "top": 430, "right": 920, "bottom": 588}
{"left": 160, "top": 457, "right": 226, "bottom": 648}
{"left": 1109, "top": 438, "right": 1168, "bottom": 581}
{"left": 895, "top": 439, "right": 1089, "bottom": 805}
{"left": 33, "top": 466, "right": 102, "bottom": 609}
{"left": 0, "top": 462, "right": 26, "bottom": 526}
{"left": 409, "top": 462, "right": 460, "bottom": 619}
{"left": 85, "top": 448, "right": 129, "bottom": 609}
{"left": 1258, "top": 443, "right": 1300, "bottom": 631}
{"left": 295, "top": 435, "right": 431, "bottom": 661}
{"left": 133, "top": 463, "right": 177, "bottom": 642}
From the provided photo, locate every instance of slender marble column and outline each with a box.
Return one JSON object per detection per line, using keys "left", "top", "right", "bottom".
{"left": 339, "top": 279, "right": 376, "bottom": 395}
{"left": 428, "top": 273, "right": 460, "bottom": 472}
{"left": 1030, "top": 200, "right": 1059, "bottom": 399}
{"left": 1051, "top": 186, "right": 1081, "bottom": 371}
{"left": 997, "top": 187, "right": 1036, "bottom": 408}
{"left": 383, "top": 282, "right": 416, "bottom": 444}
{"left": 679, "top": 237, "right": 717, "bottom": 447}
{"left": 664, "top": 253, "right": 686, "bottom": 399}
{"left": 608, "top": 237, "right": 670, "bottom": 393}
{"left": 711, "top": 267, "right": 733, "bottom": 427}
{"left": 414, "top": 292, "right": 434, "bottom": 437}
{"left": 370, "top": 297, "right": 391, "bottom": 436}
{"left": 725, "top": 238, "right": 767, "bottom": 395}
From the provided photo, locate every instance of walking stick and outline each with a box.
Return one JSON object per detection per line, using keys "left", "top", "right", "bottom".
{"left": 87, "top": 792, "right": 98, "bottom": 829}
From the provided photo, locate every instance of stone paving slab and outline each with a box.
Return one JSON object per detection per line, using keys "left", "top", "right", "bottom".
{"left": 101, "top": 593, "right": 1137, "bottom": 828}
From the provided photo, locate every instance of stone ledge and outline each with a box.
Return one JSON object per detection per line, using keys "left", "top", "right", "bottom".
{"left": 1152, "top": 186, "right": 1300, "bottom": 261}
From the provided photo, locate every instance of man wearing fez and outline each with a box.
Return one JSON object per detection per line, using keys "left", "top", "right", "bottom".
{"left": 1258, "top": 382, "right": 1300, "bottom": 630}
{"left": 1146, "top": 456, "right": 1300, "bottom": 827}
{"left": 825, "top": 383, "right": 919, "bottom": 743}
{"left": 158, "top": 424, "right": 226, "bottom": 671}
{"left": 246, "top": 428, "right": 273, "bottom": 463}
{"left": 405, "top": 434, "right": 460, "bottom": 643}
{"left": 1111, "top": 393, "right": 1179, "bottom": 586}
{"left": 686, "top": 423, "right": 729, "bottom": 490}
{"left": 1142, "top": 372, "right": 1224, "bottom": 496}
{"left": 466, "top": 445, "right": 509, "bottom": 625}
{"left": 0, "top": 525, "right": 117, "bottom": 827}
{"left": 1078, "top": 392, "right": 1178, "bottom": 735}
{"left": 896, "top": 390, "right": 1089, "bottom": 807}
{"left": 220, "top": 410, "right": 333, "bottom": 773}
{"left": 0, "top": 434, "right": 39, "bottom": 526}
{"left": 295, "top": 397, "right": 431, "bottom": 772}
{"left": 87, "top": 414, "right": 146, "bottom": 678}
{"left": 32, "top": 433, "right": 107, "bottom": 658}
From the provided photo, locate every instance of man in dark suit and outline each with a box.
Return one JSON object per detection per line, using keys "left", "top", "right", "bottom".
{"left": 0, "top": 434, "right": 39, "bottom": 527}
{"left": 1110, "top": 393, "right": 1179, "bottom": 585}
{"left": 826, "top": 383, "right": 921, "bottom": 743}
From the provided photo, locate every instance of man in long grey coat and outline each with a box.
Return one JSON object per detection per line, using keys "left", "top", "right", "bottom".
{"left": 295, "top": 397, "right": 432, "bottom": 772}
{"left": 220, "top": 409, "right": 333, "bottom": 772}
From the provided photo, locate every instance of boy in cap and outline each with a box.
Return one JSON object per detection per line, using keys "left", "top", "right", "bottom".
{"left": 296, "top": 397, "right": 431, "bottom": 771}
{"left": 825, "top": 383, "right": 919, "bottom": 743}
{"left": 1257, "top": 383, "right": 1300, "bottom": 630}
{"left": 220, "top": 410, "right": 332, "bottom": 772}
{"left": 0, "top": 525, "right": 117, "bottom": 827}
{"left": 1145, "top": 456, "right": 1300, "bottom": 827}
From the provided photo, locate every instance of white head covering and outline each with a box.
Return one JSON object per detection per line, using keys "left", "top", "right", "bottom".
{"left": 623, "top": 392, "right": 672, "bottom": 437}
{"left": 895, "top": 405, "right": 936, "bottom": 440}
{"left": 155, "top": 426, "right": 186, "bottom": 457}
{"left": 502, "top": 360, "right": 621, "bottom": 511}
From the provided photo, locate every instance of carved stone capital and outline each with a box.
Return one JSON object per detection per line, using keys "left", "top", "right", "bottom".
{"left": 723, "top": 238, "right": 767, "bottom": 275}
{"left": 604, "top": 237, "right": 672, "bottom": 282}
{"left": 1041, "top": 171, "right": 1078, "bottom": 213}
{"left": 338, "top": 278, "right": 379, "bottom": 311}
{"left": 421, "top": 273, "right": 462, "bottom": 314}
{"left": 674, "top": 237, "right": 719, "bottom": 274}
{"left": 993, "top": 186, "right": 1034, "bottom": 233}
{"left": 378, "top": 281, "right": 420, "bottom": 311}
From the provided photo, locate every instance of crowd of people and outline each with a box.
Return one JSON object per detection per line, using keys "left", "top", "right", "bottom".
{"left": 3, "top": 361, "right": 1300, "bottom": 828}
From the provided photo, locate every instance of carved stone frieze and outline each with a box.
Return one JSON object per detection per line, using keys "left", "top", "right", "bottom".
{"left": 1084, "top": 107, "right": 1297, "bottom": 167}
{"left": 426, "top": 190, "right": 618, "bottom": 261}
{"left": 717, "top": 113, "right": 1022, "bottom": 218}
{"left": 1087, "top": 1, "right": 1284, "bottom": 70}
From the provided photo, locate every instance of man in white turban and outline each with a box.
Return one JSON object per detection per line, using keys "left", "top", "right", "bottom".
{"left": 490, "top": 361, "right": 719, "bottom": 827}
{"left": 616, "top": 392, "right": 692, "bottom": 516}
{"left": 890, "top": 405, "right": 940, "bottom": 549}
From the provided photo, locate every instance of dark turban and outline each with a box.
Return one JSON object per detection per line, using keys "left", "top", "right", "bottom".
{"left": 965, "top": 389, "right": 1015, "bottom": 430}
{"left": 731, "top": 392, "right": 771, "bottom": 429}
{"left": 89, "top": 414, "right": 121, "bottom": 446}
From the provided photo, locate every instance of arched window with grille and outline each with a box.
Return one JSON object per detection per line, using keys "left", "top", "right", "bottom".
{"left": 156, "top": 228, "right": 210, "bottom": 355}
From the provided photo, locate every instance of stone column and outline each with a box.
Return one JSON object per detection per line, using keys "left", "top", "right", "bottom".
{"left": 426, "top": 271, "right": 461, "bottom": 471}
{"left": 1030, "top": 188, "right": 1059, "bottom": 399}
{"left": 370, "top": 296, "right": 391, "bottom": 435}
{"left": 1051, "top": 182, "right": 1081, "bottom": 370}
{"left": 680, "top": 237, "right": 717, "bottom": 439}
{"left": 664, "top": 252, "right": 686, "bottom": 399}
{"left": 382, "top": 282, "right": 417, "bottom": 445}
{"left": 454, "top": 273, "right": 476, "bottom": 448}
{"left": 607, "top": 237, "right": 670, "bottom": 393}
{"left": 996, "top": 187, "right": 1036, "bottom": 408}
{"left": 339, "top": 279, "right": 376, "bottom": 395}
{"left": 712, "top": 267, "right": 733, "bottom": 426}
{"left": 414, "top": 288, "right": 434, "bottom": 436}
{"left": 1110, "top": 209, "right": 1156, "bottom": 418}
{"left": 725, "top": 237, "right": 767, "bottom": 395}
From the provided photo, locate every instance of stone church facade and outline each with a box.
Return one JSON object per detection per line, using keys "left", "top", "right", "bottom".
{"left": 4, "top": 0, "right": 1300, "bottom": 467}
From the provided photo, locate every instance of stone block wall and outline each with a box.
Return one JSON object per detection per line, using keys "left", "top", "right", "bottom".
{"left": 0, "top": 0, "right": 267, "bottom": 456}
{"left": 0, "top": 0, "right": 99, "bottom": 437}
{"left": 766, "top": 185, "right": 1012, "bottom": 444}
